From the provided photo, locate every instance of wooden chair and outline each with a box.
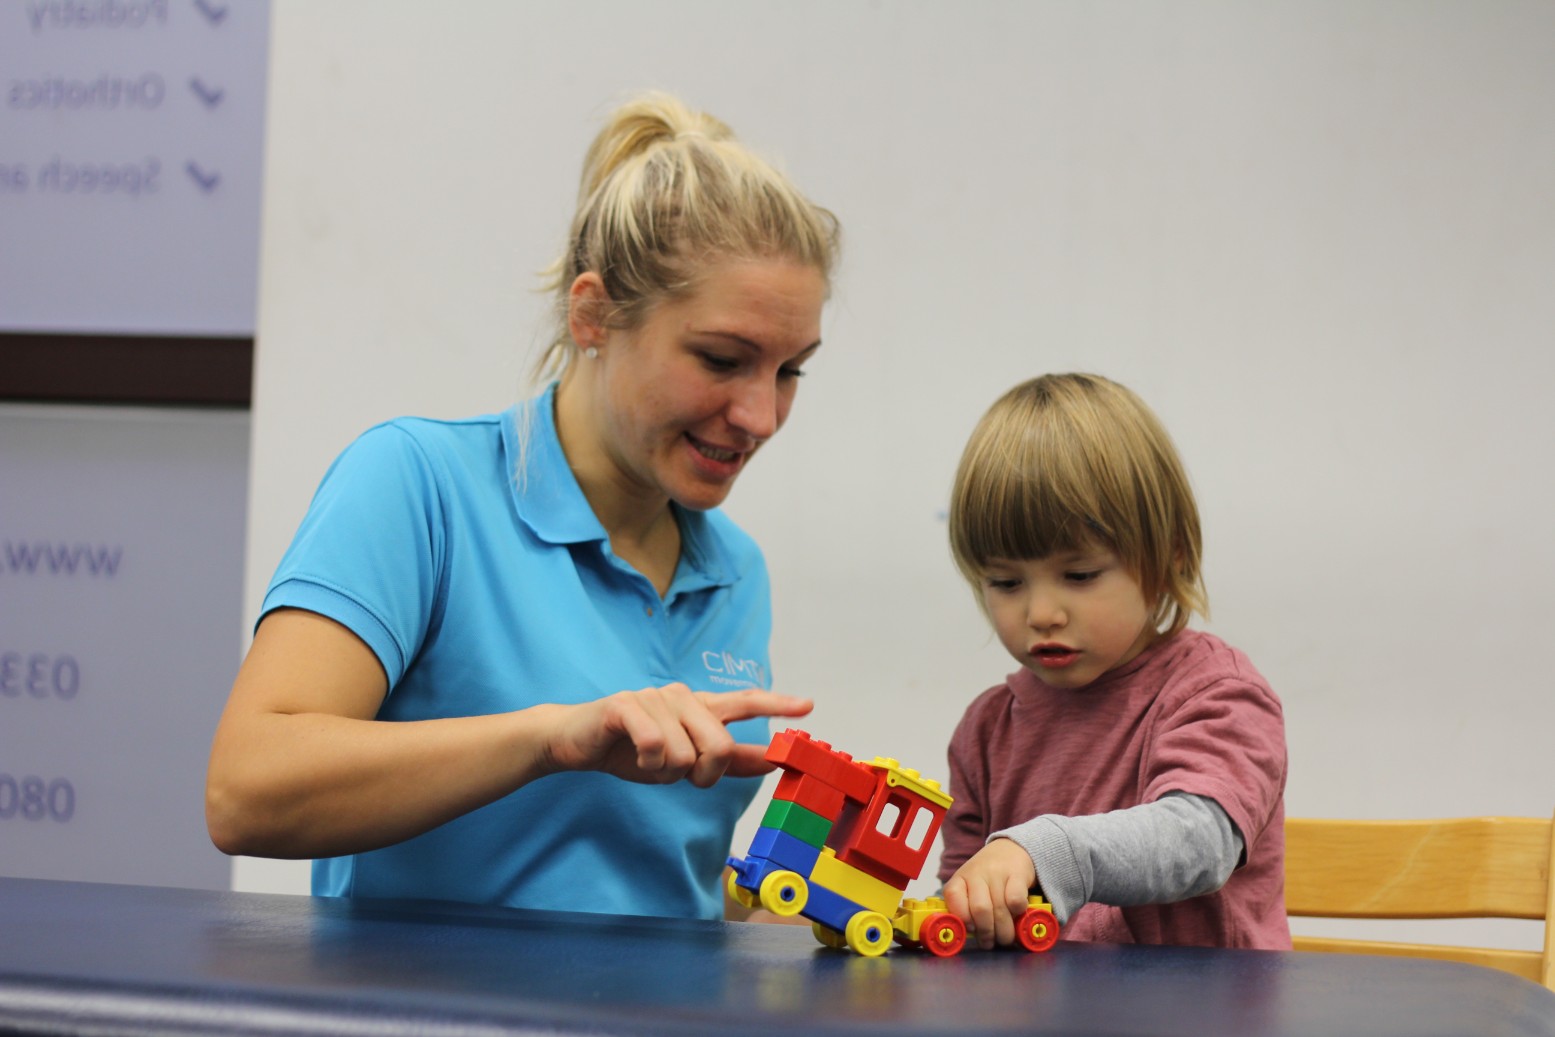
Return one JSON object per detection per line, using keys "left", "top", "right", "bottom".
{"left": 1285, "top": 813, "right": 1555, "bottom": 990}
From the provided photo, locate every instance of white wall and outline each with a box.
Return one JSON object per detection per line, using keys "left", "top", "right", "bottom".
{"left": 243, "top": 1, "right": 1555, "bottom": 949}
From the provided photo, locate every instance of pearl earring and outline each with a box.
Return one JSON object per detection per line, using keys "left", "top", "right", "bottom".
{"left": 584, "top": 346, "right": 599, "bottom": 360}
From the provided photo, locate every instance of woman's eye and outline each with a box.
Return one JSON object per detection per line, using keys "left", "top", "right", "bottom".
{"left": 778, "top": 365, "right": 807, "bottom": 381}
{"left": 699, "top": 353, "right": 740, "bottom": 373}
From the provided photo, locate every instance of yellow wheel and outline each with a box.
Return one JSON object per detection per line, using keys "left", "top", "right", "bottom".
{"left": 759, "top": 870, "right": 808, "bottom": 917}
{"left": 845, "top": 911, "right": 893, "bottom": 957}
{"left": 726, "top": 869, "right": 757, "bottom": 910}
{"left": 812, "top": 921, "right": 849, "bottom": 949}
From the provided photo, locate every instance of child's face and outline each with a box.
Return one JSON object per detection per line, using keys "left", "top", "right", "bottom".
{"left": 980, "top": 547, "right": 1155, "bottom": 690}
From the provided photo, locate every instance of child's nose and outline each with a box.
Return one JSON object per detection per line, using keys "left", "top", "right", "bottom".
{"left": 1026, "top": 593, "right": 1067, "bottom": 631}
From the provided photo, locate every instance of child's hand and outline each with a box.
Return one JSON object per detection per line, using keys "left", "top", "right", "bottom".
{"left": 943, "top": 837, "right": 1037, "bottom": 950}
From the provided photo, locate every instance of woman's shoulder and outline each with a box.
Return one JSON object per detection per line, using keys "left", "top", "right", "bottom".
{"left": 352, "top": 410, "right": 510, "bottom": 456}
{"left": 331, "top": 410, "right": 512, "bottom": 481}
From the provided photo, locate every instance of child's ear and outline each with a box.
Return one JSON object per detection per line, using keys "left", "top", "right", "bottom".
{"left": 566, "top": 273, "right": 611, "bottom": 354}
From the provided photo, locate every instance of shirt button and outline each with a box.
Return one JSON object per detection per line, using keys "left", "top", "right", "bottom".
{"left": 645, "top": 606, "right": 654, "bottom": 618}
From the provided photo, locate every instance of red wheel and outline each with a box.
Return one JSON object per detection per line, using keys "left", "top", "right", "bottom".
{"left": 1016, "top": 906, "right": 1059, "bottom": 953}
{"left": 919, "top": 911, "right": 967, "bottom": 958}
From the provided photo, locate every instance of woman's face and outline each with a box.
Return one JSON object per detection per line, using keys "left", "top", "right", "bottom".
{"left": 589, "top": 256, "right": 827, "bottom": 514}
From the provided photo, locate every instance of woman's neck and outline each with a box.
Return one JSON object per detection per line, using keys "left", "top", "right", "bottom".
{"left": 553, "top": 378, "right": 681, "bottom": 596}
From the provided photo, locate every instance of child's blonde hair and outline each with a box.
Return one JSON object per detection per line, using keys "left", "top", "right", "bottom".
{"left": 533, "top": 91, "right": 841, "bottom": 383}
{"left": 948, "top": 373, "right": 1207, "bottom": 638}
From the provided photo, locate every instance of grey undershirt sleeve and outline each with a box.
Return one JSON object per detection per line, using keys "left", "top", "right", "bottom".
{"left": 989, "top": 792, "right": 1243, "bottom": 924}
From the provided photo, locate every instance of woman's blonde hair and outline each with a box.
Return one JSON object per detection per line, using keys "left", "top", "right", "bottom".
{"left": 948, "top": 373, "right": 1208, "bottom": 638}
{"left": 532, "top": 92, "right": 841, "bottom": 382}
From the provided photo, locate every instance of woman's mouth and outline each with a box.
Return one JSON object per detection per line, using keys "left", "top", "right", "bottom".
{"left": 686, "top": 433, "right": 746, "bottom": 475}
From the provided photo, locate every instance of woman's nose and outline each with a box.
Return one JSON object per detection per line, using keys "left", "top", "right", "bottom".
{"left": 728, "top": 378, "right": 780, "bottom": 441}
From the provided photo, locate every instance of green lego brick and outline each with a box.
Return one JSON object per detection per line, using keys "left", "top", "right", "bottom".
{"left": 762, "top": 798, "right": 832, "bottom": 848}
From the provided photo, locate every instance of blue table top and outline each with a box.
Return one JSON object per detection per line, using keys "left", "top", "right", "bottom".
{"left": 1, "top": 877, "right": 1551, "bottom": 1036}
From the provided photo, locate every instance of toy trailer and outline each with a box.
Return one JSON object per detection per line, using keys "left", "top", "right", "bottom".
{"left": 726, "top": 728, "right": 1060, "bottom": 957}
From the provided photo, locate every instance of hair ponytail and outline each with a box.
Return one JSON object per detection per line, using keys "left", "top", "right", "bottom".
{"left": 532, "top": 92, "right": 839, "bottom": 383}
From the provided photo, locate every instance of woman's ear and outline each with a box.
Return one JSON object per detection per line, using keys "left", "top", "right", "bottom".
{"left": 567, "top": 273, "right": 611, "bottom": 356}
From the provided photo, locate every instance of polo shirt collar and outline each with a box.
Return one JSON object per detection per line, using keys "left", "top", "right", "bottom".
{"left": 504, "top": 385, "right": 735, "bottom": 592}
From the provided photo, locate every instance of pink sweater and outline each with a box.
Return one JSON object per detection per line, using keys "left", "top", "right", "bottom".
{"left": 939, "top": 629, "right": 1289, "bottom": 949}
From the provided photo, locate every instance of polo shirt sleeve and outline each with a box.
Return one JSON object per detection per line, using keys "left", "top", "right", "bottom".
{"left": 1143, "top": 676, "right": 1287, "bottom": 860}
{"left": 261, "top": 423, "right": 446, "bottom": 690}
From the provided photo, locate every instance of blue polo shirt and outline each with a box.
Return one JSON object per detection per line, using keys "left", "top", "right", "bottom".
{"left": 261, "top": 385, "right": 772, "bottom": 920}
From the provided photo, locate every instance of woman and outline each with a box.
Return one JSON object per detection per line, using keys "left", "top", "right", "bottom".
{"left": 205, "top": 92, "right": 840, "bottom": 922}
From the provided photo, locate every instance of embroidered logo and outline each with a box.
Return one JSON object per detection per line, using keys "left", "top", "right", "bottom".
{"left": 702, "top": 650, "right": 767, "bottom": 689}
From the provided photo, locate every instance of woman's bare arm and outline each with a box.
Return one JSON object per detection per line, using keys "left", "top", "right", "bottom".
{"left": 205, "top": 608, "right": 812, "bottom": 860}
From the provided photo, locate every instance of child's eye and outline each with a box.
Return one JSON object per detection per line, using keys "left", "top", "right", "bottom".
{"left": 1065, "top": 570, "right": 1102, "bottom": 584}
{"left": 984, "top": 576, "right": 1021, "bottom": 592}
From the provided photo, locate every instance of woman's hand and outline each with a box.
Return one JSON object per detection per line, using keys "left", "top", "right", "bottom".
{"left": 540, "top": 684, "right": 812, "bottom": 787}
{"left": 942, "top": 837, "right": 1037, "bottom": 949}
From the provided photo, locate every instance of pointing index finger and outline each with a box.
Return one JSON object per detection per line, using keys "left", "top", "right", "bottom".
{"left": 699, "top": 690, "right": 813, "bottom": 725}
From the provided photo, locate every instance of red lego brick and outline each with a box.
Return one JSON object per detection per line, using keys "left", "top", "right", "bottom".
{"left": 766, "top": 729, "right": 877, "bottom": 805}
{"left": 831, "top": 770, "right": 949, "bottom": 890}
{"left": 773, "top": 771, "right": 847, "bottom": 820}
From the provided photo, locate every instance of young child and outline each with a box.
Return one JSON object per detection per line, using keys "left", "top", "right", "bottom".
{"left": 938, "top": 373, "right": 1289, "bottom": 950}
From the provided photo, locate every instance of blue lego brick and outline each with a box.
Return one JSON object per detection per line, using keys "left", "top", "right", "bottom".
{"left": 744, "top": 826, "right": 822, "bottom": 877}
{"left": 727, "top": 827, "right": 823, "bottom": 898}
{"left": 802, "top": 882, "right": 868, "bottom": 935}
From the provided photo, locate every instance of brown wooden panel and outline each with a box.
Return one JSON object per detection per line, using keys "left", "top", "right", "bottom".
{"left": 1286, "top": 815, "right": 1551, "bottom": 920}
{"left": 0, "top": 333, "right": 252, "bottom": 407}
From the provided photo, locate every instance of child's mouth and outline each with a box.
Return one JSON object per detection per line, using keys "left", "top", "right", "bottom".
{"left": 1032, "top": 645, "right": 1079, "bottom": 668}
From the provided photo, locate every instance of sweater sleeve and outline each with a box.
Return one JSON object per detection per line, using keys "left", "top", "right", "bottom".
{"left": 991, "top": 792, "right": 1242, "bottom": 924}
{"left": 937, "top": 688, "right": 1004, "bottom": 883}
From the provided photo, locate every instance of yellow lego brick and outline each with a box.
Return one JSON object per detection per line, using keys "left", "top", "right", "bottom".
{"left": 868, "top": 757, "right": 953, "bottom": 810}
{"left": 810, "top": 846, "right": 903, "bottom": 918}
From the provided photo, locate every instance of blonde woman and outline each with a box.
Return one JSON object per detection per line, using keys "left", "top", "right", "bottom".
{"left": 206, "top": 93, "right": 839, "bottom": 922}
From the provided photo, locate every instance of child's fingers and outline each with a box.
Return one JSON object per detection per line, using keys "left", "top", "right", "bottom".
{"left": 964, "top": 877, "right": 1003, "bottom": 950}
{"left": 990, "top": 887, "right": 1017, "bottom": 948}
{"left": 943, "top": 876, "right": 970, "bottom": 921}
{"left": 1004, "top": 872, "right": 1033, "bottom": 927}
{"left": 945, "top": 867, "right": 1014, "bottom": 949}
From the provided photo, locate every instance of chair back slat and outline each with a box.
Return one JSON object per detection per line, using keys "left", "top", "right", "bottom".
{"left": 1286, "top": 816, "right": 1549, "bottom": 919}
{"left": 1285, "top": 812, "right": 1554, "bottom": 992}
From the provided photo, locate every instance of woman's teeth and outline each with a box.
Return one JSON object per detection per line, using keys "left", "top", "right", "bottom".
{"left": 697, "top": 443, "right": 738, "bottom": 462}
